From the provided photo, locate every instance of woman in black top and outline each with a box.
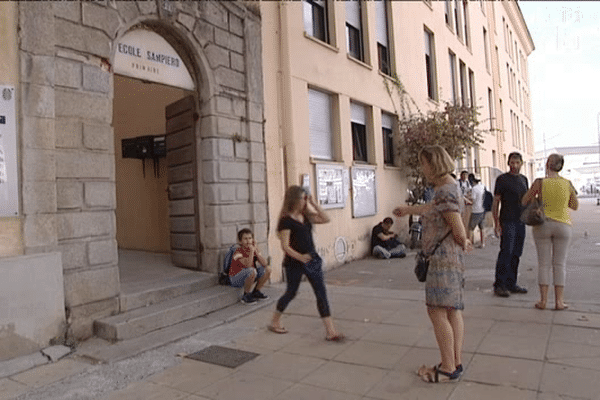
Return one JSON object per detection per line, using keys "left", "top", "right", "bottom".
{"left": 268, "top": 186, "right": 344, "bottom": 341}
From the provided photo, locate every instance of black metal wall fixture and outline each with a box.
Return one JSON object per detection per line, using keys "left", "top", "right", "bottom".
{"left": 122, "top": 135, "right": 166, "bottom": 178}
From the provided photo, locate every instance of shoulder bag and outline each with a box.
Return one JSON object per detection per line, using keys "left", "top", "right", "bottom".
{"left": 520, "top": 179, "right": 545, "bottom": 226}
{"left": 414, "top": 230, "right": 452, "bottom": 282}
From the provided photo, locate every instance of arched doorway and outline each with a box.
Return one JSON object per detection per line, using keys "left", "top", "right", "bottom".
{"left": 112, "top": 27, "right": 202, "bottom": 287}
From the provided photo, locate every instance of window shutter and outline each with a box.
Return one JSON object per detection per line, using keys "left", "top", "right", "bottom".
{"left": 375, "top": 1, "right": 388, "bottom": 46}
{"left": 346, "top": 0, "right": 361, "bottom": 29}
{"left": 381, "top": 113, "right": 394, "bottom": 130}
{"left": 350, "top": 102, "right": 366, "bottom": 125}
{"left": 309, "top": 89, "right": 333, "bottom": 160}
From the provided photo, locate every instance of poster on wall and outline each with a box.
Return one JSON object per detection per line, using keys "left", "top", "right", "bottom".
{"left": 315, "top": 164, "right": 346, "bottom": 209}
{"left": 351, "top": 166, "right": 376, "bottom": 218}
{"left": 0, "top": 86, "right": 19, "bottom": 216}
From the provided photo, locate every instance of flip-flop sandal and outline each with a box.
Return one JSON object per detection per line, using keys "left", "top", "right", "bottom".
{"left": 267, "top": 325, "right": 288, "bottom": 334}
{"left": 325, "top": 333, "right": 345, "bottom": 342}
{"left": 555, "top": 304, "right": 569, "bottom": 311}
{"left": 534, "top": 302, "right": 546, "bottom": 310}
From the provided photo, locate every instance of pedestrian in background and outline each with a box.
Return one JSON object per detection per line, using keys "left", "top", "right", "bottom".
{"left": 492, "top": 152, "right": 529, "bottom": 297}
{"left": 522, "top": 154, "right": 578, "bottom": 310}
{"left": 468, "top": 173, "right": 486, "bottom": 248}
{"left": 394, "top": 145, "right": 472, "bottom": 383}
{"left": 268, "top": 186, "right": 344, "bottom": 341}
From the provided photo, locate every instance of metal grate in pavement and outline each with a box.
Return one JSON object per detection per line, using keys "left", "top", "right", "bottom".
{"left": 185, "top": 345, "right": 259, "bottom": 368}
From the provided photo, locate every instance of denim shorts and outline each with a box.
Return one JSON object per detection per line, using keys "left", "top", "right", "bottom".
{"left": 229, "top": 266, "right": 265, "bottom": 288}
{"left": 469, "top": 212, "right": 486, "bottom": 230}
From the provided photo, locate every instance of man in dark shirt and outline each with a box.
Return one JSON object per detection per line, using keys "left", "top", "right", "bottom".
{"left": 492, "top": 152, "right": 529, "bottom": 297}
{"left": 371, "top": 217, "right": 406, "bottom": 259}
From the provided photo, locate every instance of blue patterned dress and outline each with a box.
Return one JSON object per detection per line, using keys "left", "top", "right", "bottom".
{"left": 421, "top": 183, "right": 466, "bottom": 310}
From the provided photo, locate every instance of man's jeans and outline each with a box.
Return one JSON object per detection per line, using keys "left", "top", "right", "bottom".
{"left": 494, "top": 220, "right": 526, "bottom": 290}
{"left": 373, "top": 244, "right": 406, "bottom": 259}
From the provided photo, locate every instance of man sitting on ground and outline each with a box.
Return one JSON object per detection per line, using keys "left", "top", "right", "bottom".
{"left": 371, "top": 217, "right": 406, "bottom": 259}
{"left": 229, "top": 228, "right": 272, "bottom": 304}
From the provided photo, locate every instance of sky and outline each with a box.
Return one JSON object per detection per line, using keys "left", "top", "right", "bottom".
{"left": 518, "top": 1, "right": 600, "bottom": 153}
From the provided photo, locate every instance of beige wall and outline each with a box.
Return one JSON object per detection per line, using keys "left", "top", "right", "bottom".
{"left": 0, "top": 2, "right": 23, "bottom": 257}
{"left": 113, "top": 75, "right": 187, "bottom": 253}
{"left": 261, "top": 1, "right": 535, "bottom": 280}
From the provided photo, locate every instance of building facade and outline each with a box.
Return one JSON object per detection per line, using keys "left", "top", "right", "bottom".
{"left": 1, "top": 0, "right": 535, "bottom": 355}
{"left": 0, "top": 0, "right": 266, "bottom": 354}
{"left": 261, "top": 0, "right": 535, "bottom": 281}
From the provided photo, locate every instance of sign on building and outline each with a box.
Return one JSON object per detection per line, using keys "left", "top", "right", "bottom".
{"left": 114, "top": 29, "right": 195, "bottom": 90}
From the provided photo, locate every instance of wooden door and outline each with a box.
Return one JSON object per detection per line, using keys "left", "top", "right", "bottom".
{"left": 165, "top": 95, "right": 201, "bottom": 269}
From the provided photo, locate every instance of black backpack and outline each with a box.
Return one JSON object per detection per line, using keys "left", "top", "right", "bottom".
{"left": 483, "top": 188, "right": 493, "bottom": 212}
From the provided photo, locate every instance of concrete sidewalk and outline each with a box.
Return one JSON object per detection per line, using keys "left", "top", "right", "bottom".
{"left": 4, "top": 197, "right": 600, "bottom": 400}
{"left": 4, "top": 277, "right": 600, "bottom": 399}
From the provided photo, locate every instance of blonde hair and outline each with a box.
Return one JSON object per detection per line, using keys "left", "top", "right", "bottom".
{"left": 418, "top": 145, "right": 455, "bottom": 178}
{"left": 547, "top": 153, "right": 564, "bottom": 172}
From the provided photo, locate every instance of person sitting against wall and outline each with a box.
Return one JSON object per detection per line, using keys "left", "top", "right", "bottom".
{"left": 371, "top": 217, "right": 407, "bottom": 259}
{"left": 229, "top": 228, "right": 272, "bottom": 304}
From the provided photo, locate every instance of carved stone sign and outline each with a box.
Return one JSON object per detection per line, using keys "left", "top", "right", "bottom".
{"left": 114, "top": 29, "right": 195, "bottom": 90}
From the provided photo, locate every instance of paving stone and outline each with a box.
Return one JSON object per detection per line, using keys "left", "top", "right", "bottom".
{"left": 464, "top": 354, "right": 543, "bottom": 391}
{"left": 301, "top": 360, "right": 388, "bottom": 396}
{"left": 102, "top": 381, "right": 190, "bottom": 400}
{"left": 196, "top": 370, "right": 293, "bottom": 400}
{"left": 334, "top": 341, "right": 410, "bottom": 369}
{"left": 41, "top": 346, "right": 72, "bottom": 362}
{"left": 365, "top": 369, "right": 455, "bottom": 400}
{"left": 476, "top": 333, "right": 547, "bottom": 360}
{"left": 149, "top": 359, "right": 231, "bottom": 394}
{"left": 540, "top": 363, "right": 600, "bottom": 399}
{"left": 238, "top": 352, "right": 326, "bottom": 383}
{"left": 449, "top": 382, "right": 537, "bottom": 400}
{"left": 274, "top": 383, "right": 362, "bottom": 400}
{"left": 10, "top": 359, "right": 89, "bottom": 388}
{"left": 0, "top": 352, "right": 48, "bottom": 379}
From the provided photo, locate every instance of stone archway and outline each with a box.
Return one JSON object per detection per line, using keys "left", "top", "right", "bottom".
{"left": 15, "top": 1, "right": 266, "bottom": 340}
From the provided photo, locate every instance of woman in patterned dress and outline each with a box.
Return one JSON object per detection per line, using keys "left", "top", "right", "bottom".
{"left": 394, "top": 145, "right": 472, "bottom": 383}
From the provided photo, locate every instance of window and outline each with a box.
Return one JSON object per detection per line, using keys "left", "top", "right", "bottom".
{"left": 346, "top": 0, "right": 363, "bottom": 61}
{"left": 303, "top": 0, "right": 329, "bottom": 43}
{"left": 424, "top": 28, "right": 437, "bottom": 101}
{"left": 495, "top": 46, "right": 501, "bottom": 86}
{"left": 462, "top": 0, "right": 470, "bottom": 47}
{"left": 382, "top": 112, "right": 394, "bottom": 165}
{"left": 468, "top": 68, "right": 475, "bottom": 107}
{"left": 449, "top": 51, "right": 458, "bottom": 104}
{"left": 454, "top": 0, "right": 462, "bottom": 40}
{"left": 459, "top": 60, "right": 468, "bottom": 106}
{"left": 483, "top": 28, "right": 490, "bottom": 72}
{"left": 445, "top": 0, "right": 453, "bottom": 27}
{"left": 309, "top": 88, "right": 334, "bottom": 160}
{"left": 350, "top": 102, "right": 368, "bottom": 162}
{"left": 492, "top": 149, "right": 496, "bottom": 167}
{"left": 375, "top": 0, "right": 391, "bottom": 75}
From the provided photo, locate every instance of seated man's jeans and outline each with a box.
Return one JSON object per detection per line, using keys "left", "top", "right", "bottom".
{"left": 229, "top": 265, "right": 266, "bottom": 288}
{"left": 373, "top": 244, "right": 406, "bottom": 259}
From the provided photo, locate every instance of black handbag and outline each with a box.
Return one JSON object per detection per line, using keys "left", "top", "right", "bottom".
{"left": 414, "top": 230, "right": 452, "bottom": 282}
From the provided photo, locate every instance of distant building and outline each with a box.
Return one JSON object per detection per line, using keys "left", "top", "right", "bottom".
{"left": 535, "top": 146, "right": 600, "bottom": 193}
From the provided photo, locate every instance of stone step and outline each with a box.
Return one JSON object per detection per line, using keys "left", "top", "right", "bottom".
{"left": 80, "top": 292, "right": 275, "bottom": 364}
{"left": 119, "top": 272, "right": 216, "bottom": 312}
{"left": 94, "top": 286, "right": 240, "bottom": 341}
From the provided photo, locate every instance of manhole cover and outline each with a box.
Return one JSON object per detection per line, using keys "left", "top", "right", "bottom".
{"left": 186, "top": 345, "right": 259, "bottom": 368}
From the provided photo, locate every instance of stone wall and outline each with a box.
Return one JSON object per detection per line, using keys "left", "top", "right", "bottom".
{"left": 16, "top": 0, "right": 265, "bottom": 340}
